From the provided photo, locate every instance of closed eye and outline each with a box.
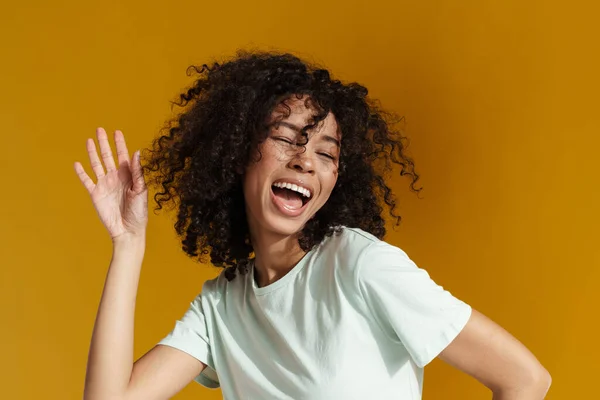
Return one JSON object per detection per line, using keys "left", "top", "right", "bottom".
{"left": 273, "top": 136, "right": 336, "bottom": 160}
{"left": 273, "top": 137, "right": 294, "bottom": 144}
{"left": 318, "top": 153, "right": 335, "bottom": 160}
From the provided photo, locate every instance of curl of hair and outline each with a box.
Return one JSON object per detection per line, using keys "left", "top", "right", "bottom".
{"left": 141, "top": 50, "right": 421, "bottom": 281}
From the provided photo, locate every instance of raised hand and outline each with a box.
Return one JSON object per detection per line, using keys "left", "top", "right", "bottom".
{"left": 74, "top": 128, "right": 148, "bottom": 241}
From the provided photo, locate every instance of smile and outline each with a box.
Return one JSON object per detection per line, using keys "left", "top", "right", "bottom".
{"left": 272, "top": 181, "right": 312, "bottom": 199}
{"left": 270, "top": 179, "right": 314, "bottom": 217}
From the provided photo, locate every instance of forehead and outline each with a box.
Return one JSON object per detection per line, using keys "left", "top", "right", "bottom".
{"left": 268, "top": 95, "right": 341, "bottom": 140}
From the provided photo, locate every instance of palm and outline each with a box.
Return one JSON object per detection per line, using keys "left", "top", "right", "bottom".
{"left": 74, "top": 128, "right": 148, "bottom": 240}
{"left": 91, "top": 163, "right": 140, "bottom": 238}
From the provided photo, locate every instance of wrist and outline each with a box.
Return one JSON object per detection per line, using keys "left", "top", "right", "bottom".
{"left": 112, "top": 232, "right": 146, "bottom": 251}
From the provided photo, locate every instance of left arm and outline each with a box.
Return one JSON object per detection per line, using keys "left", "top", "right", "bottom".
{"left": 439, "top": 308, "right": 552, "bottom": 399}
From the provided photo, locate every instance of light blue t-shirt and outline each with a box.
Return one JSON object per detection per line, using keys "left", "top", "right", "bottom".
{"left": 158, "top": 226, "right": 472, "bottom": 399}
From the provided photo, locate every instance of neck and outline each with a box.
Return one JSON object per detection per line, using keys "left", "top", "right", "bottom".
{"left": 250, "top": 228, "right": 306, "bottom": 288}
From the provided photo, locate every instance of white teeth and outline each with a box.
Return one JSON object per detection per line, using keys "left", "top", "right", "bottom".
{"left": 273, "top": 182, "right": 312, "bottom": 198}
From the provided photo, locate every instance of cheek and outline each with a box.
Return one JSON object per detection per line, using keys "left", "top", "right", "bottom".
{"left": 243, "top": 150, "right": 279, "bottom": 197}
{"left": 243, "top": 160, "right": 264, "bottom": 196}
{"left": 255, "top": 141, "right": 289, "bottom": 169}
{"left": 320, "top": 171, "right": 339, "bottom": 198}
{"left": 329, "top": 162, "right": 340, "bottom": 181}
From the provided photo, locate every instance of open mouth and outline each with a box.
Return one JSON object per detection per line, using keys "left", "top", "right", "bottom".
{"left": 272, "top": 186, "right": 309, "bottom": 207}
{"left": 270, "top": 181, "right": 313, "bottom": 216}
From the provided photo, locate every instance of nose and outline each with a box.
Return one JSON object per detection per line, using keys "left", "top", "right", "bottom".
{"left": 287, "top": 150, "right": 315, "bottom": 174}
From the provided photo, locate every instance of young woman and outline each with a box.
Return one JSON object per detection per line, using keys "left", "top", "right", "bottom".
{"left": 75, "top": 51, "right": 551, "bottom": 399}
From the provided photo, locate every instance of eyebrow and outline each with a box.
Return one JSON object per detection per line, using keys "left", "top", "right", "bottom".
{"left": 277, "top": 121, "right": 341, "bottom": 148}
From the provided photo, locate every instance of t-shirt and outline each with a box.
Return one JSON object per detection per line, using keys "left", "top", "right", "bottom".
{"left": 158, "top": 226, "right": 472, "bottom": 399}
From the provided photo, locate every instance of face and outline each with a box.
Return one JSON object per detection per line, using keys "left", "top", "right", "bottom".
{"left": 243, "top": 95, "right": 341, "bottom": 239}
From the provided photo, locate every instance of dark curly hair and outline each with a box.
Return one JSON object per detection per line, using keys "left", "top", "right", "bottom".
{"left": 141, "top": 49, "right": 421, "bottom": 281}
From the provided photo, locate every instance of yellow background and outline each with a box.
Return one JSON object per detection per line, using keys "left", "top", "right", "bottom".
{"left": 2, "top": 0, "right": 598, "bottom": 398}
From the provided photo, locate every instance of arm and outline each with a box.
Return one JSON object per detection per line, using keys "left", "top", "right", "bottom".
{"left": 84, "top": 236, "right": 206, "bottom": 400}
{"left": 438, "top": 309, "right": 551, "bottom": 399}
{"left": 353, "top": 239, "right": 550, "bottom": 397}
{"left": 127, "top": 345, "right": 207, "bottom": 400}
{"left": 76, "top": 128, "right": 206, "bottom": 400}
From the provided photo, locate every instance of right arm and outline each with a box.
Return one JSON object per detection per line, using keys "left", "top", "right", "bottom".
{"left": 84, "top": 235, "right": 207, "bottom": 400}
{"left": 76, "top": 128, "right": 206, "bottom": 400}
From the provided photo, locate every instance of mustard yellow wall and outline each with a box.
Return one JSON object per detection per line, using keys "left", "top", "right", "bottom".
{"left": 2, "top": 0, "right": 598, "bottom": 398}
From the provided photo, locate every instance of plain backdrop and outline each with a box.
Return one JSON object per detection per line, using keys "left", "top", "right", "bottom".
{"left": 1, "top": 0, "right": 598, "bottom": 398}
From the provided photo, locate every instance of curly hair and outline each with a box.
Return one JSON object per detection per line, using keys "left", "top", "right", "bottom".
{"left": 141, "top": 49, "right": 421, "bottom": 281}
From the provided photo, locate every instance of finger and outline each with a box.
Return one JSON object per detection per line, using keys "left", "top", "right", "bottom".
{"left": 87, "top": 137, "right": 105, "bottom": 179}
{"left": 97, "top": 127, "right": 117, "bottom": 173}
{"left": 130, "top": 150, "right": 147, "bottom": 193}
{"left": 114, "top": 130, "right": 131, "bottom": 168}
{"left": 74, "top": 161, "right": 95, "bottom": 194}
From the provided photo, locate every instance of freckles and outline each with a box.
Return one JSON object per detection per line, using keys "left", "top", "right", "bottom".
{"left": 266, "top": 140, "right": 293, "bottom": 162}
{"left": 332, "top": 163, "right": 339, "bottom": 176}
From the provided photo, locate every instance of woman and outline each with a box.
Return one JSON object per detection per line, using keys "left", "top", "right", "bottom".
{"left": 75, "top": 51, "right": 551, "bottom": 399}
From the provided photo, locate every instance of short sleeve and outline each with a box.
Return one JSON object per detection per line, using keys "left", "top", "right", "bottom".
{"left": 158, "top": 291, "right": 220, "bottom": 388}
{"left": 356, "top": 241, "right": 472, "bottom": 368}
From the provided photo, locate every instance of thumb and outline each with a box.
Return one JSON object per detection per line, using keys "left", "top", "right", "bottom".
{"left": 131, "top": 150, "right": 146, "bottom": 192}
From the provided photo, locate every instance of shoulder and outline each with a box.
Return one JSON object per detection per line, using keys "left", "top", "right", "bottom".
{"left": 324, "top": 226, "right": 409, "bottom": 261}
{"left": 195, "top": 270, "right": 230, "bottom": 302}
{"left": 319, "top": 226, "right": 412, "bottom": 279}
{"left": 323, "top": 226, "right": 380, "bottom": 255}
{"left": 201, "top": 263, "right": 252, "bottom": 300}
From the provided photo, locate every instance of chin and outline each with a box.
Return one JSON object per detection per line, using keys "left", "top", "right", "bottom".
{"left": 261, "top": 213, "right": 309, "bottom": 238}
